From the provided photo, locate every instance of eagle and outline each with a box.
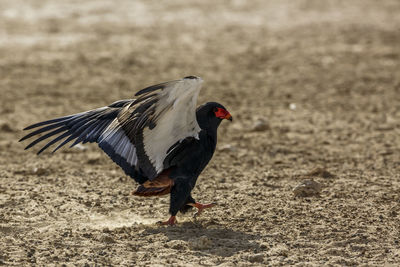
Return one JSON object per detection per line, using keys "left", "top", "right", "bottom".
{"left": 20, "top": 76, "right": 232, "bottom": 225}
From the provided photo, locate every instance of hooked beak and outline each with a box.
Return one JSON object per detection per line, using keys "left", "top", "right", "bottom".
{"left": 225, "top": 113, "right": 233, "bottom": 122}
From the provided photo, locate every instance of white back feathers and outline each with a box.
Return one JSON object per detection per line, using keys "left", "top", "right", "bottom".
{"left": 142, "top": 77, "right": 202, "bottom": 174}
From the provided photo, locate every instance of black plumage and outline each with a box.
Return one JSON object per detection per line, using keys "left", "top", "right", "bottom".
{"left": 20, "top": 76, "right": 232, "bottom": 225}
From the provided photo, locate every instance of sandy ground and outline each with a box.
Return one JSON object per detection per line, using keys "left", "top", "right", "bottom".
{"left": 1, "top": 0, "right": 400, "bottom": 266}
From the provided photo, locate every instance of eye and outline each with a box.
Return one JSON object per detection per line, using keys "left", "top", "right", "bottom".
{"left": 213, "top": 107, "right": 219, "bottom": 113}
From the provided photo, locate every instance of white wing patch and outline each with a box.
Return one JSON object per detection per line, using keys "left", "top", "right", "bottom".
{"left": 142, "top": 78, "right": 202, "bottom": 174}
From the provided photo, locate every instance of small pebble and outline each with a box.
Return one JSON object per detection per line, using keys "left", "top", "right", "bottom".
{"left": 293, "top": 179, "right": 322, "bottom": 197}
{"left": 33, "top": 167, "right": 47, "bottom": 176}
{"left": 248, "top": 253, "right": 264, "bottom": 263}
{"left": 251, "top": 119, "right": 269, "bottom": 132}
{"left": 87, "top": 155, "right": 102, "bottom": 165}
{"left": 73, "top": 144, "right": 87, "bottom": 151}
{"left": 218, "top": 144, "right": 237, "bottom": 152}
{"left": 99, "top": 235, "right": 115, "bottom": 243}
{"left": 189, "top": 235, "right": 212, "bottom": 250}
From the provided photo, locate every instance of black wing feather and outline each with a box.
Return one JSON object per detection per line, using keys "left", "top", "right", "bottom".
{"left": 24, "top": 126, "right": 69, "bottom": 151}
{"left": 19, "top": 120, "right": 69, "bottom": 142}
{"left": 134, "top": 82, "right": 169, "bottom": 96}
{"left": 37, "top": 130, "right": 73, "bottom": 155}
{"left": 23, "top": 115, "right": 76, "bottom": 131}
{"left": 20, "top": 101, "right": 130, "bottom": 154}
{"left": 52, "top": 118, "right": 103, "bottom": 153}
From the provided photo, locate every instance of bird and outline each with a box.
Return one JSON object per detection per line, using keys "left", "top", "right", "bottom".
{"left": 19, "top": 76, "right": 232, "bottom": 225}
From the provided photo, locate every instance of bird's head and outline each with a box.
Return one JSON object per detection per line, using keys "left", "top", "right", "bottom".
{"left": 196, "top": 102, "right": 232, "bottom": 130}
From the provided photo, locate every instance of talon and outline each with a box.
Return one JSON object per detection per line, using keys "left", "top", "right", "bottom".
{"left": 190, "top": 202, "right": 216, "bottom": 218}
{"left": 157, "top": 216, "right": 177, "bottom": 226}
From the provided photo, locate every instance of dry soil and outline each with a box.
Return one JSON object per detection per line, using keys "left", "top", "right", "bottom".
{"left": 1, "top": 0, "right": 400, "bottom": 266}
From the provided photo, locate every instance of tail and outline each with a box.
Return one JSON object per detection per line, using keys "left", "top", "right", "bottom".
{"left": 132, "top": 185, "right": 172, "bottom": 197}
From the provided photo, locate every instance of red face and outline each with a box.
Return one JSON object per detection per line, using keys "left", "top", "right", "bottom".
{"left": 214, "top": 107, "right": 232, "bottom": 121}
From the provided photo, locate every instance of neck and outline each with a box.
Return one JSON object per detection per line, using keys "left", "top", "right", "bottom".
{"left": 204, "top": 125, "right": 218, "bottom": 141}
{"left": 197, "top": 117, "right": 220, "bottom": 136}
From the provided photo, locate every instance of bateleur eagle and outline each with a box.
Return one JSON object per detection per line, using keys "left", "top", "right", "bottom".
{"left": 20, "top": 76, "right": 232, "bottom": 225}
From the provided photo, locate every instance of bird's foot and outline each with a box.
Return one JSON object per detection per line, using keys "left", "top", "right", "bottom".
{"left": 157, "top": 216, "right": 177, "bottom": 226}
{"left": 191, "top": 202, "right": 216, "bottom": 218}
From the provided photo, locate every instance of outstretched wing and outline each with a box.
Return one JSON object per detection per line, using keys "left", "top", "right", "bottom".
{"left": 104, "top": 76, "right": 203, "bottom": 179}
{"left": 19, "top": 99, "right": 146, "bottom": 181}
{"left": 20, "top": 76, "right": 203, "bottom": 181}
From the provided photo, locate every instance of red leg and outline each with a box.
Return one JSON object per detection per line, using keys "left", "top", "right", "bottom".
{"left": 157, "top": 216, "right": 177, "bottom": 226}
{"left": 189, "top": 202, "right": 216, "bottom": 217}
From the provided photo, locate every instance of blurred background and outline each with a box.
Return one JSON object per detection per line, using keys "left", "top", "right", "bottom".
{"left": 1, "top": 0, "right": 400, "bottom": 265}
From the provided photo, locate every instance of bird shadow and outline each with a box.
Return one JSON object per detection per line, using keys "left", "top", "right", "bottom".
{"left": 142, "top": 220, "right": 262, "bottom": 257}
